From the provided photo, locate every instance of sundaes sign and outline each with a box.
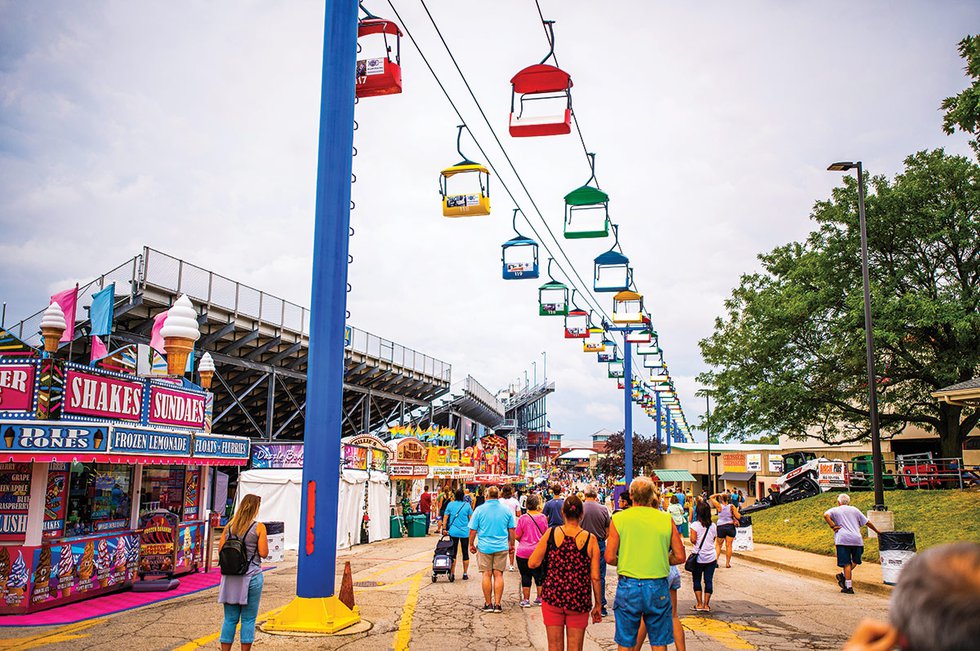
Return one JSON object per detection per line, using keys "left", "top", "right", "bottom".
{"left": 64, "top": 370, "right": 142, "bottom": 421}
{"left": 149, "top": 386, "right": 206, "bottom": 429}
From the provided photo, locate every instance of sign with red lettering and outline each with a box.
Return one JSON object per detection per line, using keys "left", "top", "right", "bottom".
{"left": 148, "top": 386, "right": 206, "bottom": 429}
{"left": 63, "top": 370, "right": 143, "bottom": 421}
{"left": 0, "top": 363, "right": 35, "bottom": 413}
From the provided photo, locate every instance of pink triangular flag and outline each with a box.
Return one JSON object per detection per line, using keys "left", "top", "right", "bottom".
{"left": 50, "top": 286, "right": 78, "bottom": 343}
{"left": 90, "top": 335, "right": 109, "bottom": 362}
{"left": 149, "top": 311, "right": 168, "bottom": 354}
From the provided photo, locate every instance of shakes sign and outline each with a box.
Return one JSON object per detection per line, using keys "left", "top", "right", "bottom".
{"left": 0, "top": 363, "right": 36, "bottom": 413}
{"left": 63, "top": 370, "right": 142, "bottom": 421}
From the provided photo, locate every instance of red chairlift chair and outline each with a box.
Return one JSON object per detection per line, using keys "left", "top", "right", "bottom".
{"left": 356, "top": 14, "right": 402, "bottom": 98}
{"left": 509, "top": 21, "right": 572, "bottom": 137}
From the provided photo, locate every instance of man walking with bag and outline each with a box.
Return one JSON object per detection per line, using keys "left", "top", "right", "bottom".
{"left": 580, "top": 486, "right": 611, "bottom": 617}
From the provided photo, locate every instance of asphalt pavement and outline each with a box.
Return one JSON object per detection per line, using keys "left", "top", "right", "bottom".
{"left": 0, "top": 533, "right": 890, "bottom": 650}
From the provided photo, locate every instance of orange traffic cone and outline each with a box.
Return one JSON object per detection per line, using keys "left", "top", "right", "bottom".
{"left": 339, "top": 561, "right": 355, "bottom": 611}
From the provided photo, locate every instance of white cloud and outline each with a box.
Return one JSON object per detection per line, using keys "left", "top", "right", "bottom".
{"left": 1, "top": 0, "right": 976, "bottom": 440}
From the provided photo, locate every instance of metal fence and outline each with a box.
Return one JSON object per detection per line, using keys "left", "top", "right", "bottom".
{"left": 346, "top": 326, "right": 450, "bottom": 382}
{"left": 463, "top": 375, "right": 506, "bottom": 417}
{"left": 840, "top": 457, "right": 974, "bottom": 491}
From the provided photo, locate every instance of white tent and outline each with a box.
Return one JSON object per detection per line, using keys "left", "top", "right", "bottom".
{"left": 236, "top": 468, "right": 374, "bottom": 552}
{"left": 237, "top": 469, "right": 303, "bottom": 551}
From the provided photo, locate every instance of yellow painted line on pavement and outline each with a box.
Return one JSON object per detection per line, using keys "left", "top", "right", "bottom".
{"left": 681, "top": 616, "right": 759, "bottom": 650}
{"left": 391, "top": 570, "right": 425, "bottom": 651}
{"left": 360, "top": 558, "right": 428, "bottom": 581}
{"left": 173, "top": 606, "right": 284, "bottom": 651}
{"left": 0, "top": 618, "right": 105, "bottom": 651}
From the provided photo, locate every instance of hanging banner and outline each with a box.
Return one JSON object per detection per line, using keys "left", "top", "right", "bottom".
{"left": 43, "top": 463, "right": 70, "bottom": 540}
{"left": 769, "top": 456, "right": 784, "bottom": 474}
{"left": 0, "top": 462, "right": 31, "bottom": 541}
{"left": 250, "top": 443, "right": 304, "bottom": 469}
{"left": 746, "top": 453, "right": 762, "bottom": 472}
{"left": 63, "top": 370, "right": 143, "bottom": 421}
{"left": 478, "top": 435, "right": 508, "bottom": 476}
{"left": 342, "top": 445, "right": 368, "bottom": 471}
{"left": 817, "top": 461, "right": 847, "bottom": 489}
{"left": 0, "top": 362, "right": 36, "bottom": 414}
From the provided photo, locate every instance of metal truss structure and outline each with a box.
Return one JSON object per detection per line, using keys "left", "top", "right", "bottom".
{"left": 9, "top": 247, "right": 451, "bottom": 440}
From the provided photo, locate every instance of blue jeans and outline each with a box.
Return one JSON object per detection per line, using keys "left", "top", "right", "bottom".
{"left": 692, "top": 561, "right": 716, "bottom": 594}
{"left": 613, "top": 576, "right": 672, "bottom": 648}
{"left": 597, "top": 539, "right": 607, "bottom": 606}
{"left": 221, "top": 572, "right": 264, "bottom": 644}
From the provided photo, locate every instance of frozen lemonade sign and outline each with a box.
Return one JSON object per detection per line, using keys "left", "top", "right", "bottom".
{"left": 0, "top": 364, "right": 35, "bottom": 412}
{"left": 64, "top": 370, "right": 142, "bottom": 421}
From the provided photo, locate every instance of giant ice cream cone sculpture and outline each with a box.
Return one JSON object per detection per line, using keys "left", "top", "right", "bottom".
{"left": 40, "top": 302, "right": 67, "bottom": 353}
{"left": 197, "top": 351, "right": 215, "bottom": 389}
{"left": 161, "top": 294, "right": 200, "bottom": 376}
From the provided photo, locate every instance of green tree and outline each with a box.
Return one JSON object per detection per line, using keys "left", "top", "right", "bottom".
{"left": 699, "top": 150, "right": 979, "bottom": 459}
{"left": 941, "top": 35, "right": 980, "bottom": 155}
{"left": 595, "top": 430, "right": 662, "bottom": 478}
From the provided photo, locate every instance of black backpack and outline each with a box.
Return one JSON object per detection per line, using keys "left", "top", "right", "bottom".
{"left": 219, "top": 523, "right": 256, "bottom": 576}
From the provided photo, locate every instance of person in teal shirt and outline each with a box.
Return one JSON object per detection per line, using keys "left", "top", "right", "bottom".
{"left": 442, "top": 489, "right": 474, "bottom": 580}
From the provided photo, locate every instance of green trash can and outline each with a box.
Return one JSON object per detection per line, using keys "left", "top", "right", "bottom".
{"left": 390, "top": 515, "right": 404, "bottom": 539}
{"left": 406, "top": 514, "right": 427, "bottom": 537}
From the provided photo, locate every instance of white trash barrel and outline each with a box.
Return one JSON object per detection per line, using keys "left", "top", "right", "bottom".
{"left": 733, "top": 515, "right": 754, "bottom": 551}
{"left": 879, "top": 531, "right": 916, "bottom": 585}
{"left": 264, "top": 521, "right": 285, "bottom": 562}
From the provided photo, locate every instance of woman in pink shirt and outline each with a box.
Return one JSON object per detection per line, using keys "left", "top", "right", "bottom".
{"left": 515, "top": 493, "right": 549, "bottom": 607}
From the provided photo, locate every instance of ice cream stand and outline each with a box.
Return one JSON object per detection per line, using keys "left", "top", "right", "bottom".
{"left": 0, "top": 296, "right": 250, "bottom": 615}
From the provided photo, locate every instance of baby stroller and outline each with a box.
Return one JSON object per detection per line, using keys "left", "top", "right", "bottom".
{"left": 432, "top": 534, "right": 455, "bottom": 582}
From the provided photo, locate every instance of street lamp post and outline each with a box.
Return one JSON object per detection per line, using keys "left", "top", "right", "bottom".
{"left": 828, "top": 161, "right": 886, "bottom": 511}
{"left": 705, "top": 392, "right": 713, "bottom": 494}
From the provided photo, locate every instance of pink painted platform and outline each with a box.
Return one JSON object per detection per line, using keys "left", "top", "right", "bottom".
{"left": 0, "top": 568, "right": 271, "bottom": 627}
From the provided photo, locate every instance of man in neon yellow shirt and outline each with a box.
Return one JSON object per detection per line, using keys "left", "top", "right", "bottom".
{"left": 605, "top": 477, "right": 685, "bottom": 651}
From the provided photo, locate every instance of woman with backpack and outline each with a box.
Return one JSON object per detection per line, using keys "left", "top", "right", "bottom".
{"left": 514, "top": 494, "right": 548, "bottom": 607}
{"left": 528, "top": 495, "right": 602, "bottom": 651}
{"left": 218, "top": 494, "right": 268, "bottom": 651}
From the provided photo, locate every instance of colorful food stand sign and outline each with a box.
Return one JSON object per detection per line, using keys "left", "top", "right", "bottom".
{"left": 63, "top": 369, "right": 143, "bottom": 422}
{"left": 138, "top": 509, "right": 180, "bottom": 578}
{"left": 0, "top": 423, "right": 109, "bottom": 456}
{"left": 148, "top": 385, "right": 206, "bottom": 429}
{"left": 250, "top": 443, "right": 304, "bottom": 469}
{"left": 109, "top": 426, "right": 192, "bottom": 457}
{"left": 0, "top": 462, "right": 31, "bottom": 540}
{"left": 343, "top": 445, "right": 369, "bottom": 470}
{"left": 0, "top": 361, "right": 37, "bottom": 415}
{"left": 193, "top": 433, "right": 250, "bottom": 464}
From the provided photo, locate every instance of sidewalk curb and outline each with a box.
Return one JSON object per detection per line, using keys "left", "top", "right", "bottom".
{"left": 733, "top": 551, "right": 894, "bottom": 598}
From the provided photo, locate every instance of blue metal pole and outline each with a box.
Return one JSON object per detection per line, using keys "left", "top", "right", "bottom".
{"left": 666, "top": 409, "right": 672, "bottom": 454}
{"left": 297, "top": 0, "right": 358, "bottom": 599}
{"left": 623, "top": 340, "right": 633, "bottom": 485}
{"left": 655, "top": 391, "right": 662, "bottom": 451}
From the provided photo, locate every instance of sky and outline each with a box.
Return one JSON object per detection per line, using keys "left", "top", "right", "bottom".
{"left": 1, "top": 0, "right": 977, "bottom": 443}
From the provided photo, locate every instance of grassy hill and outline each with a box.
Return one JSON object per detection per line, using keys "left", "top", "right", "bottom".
{"left": 746, "top": 489, "right": 980, "bottom": 562}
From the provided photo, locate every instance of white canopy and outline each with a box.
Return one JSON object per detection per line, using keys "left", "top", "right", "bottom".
{"left": 557, "top": 448, "right": 597, "bottom": 461}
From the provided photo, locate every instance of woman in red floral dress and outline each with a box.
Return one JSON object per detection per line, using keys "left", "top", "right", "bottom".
{"left": 529, "top": 495, "right": 603, "bottom": 651}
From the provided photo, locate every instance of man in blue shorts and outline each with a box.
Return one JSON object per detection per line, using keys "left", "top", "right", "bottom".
{"left": 606, "top": 477, "right": 686, "bottom": 651}
{"left": 823, "top": 493, "right": 882, "bottom": 594}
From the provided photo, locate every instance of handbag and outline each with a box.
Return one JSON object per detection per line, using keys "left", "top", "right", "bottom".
{"left": 684, "top": 523, "right": 711, "bottom": 573}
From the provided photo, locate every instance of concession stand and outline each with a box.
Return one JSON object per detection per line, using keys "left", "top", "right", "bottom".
{"left": 0, "top": 352, "right": 249, "bottom": 615}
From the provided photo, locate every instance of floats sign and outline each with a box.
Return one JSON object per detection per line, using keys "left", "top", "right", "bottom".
{"left": 148, "top": 386, "right": 206, "bottom": 429}
{"left": 0, "top": 364, "right": 35, "bottom": 413}
{"left": 64, "top": 370, "right": 142, "bottom": 421}
{"left": 194, "top": 434, "right": 250, "bottom": 461}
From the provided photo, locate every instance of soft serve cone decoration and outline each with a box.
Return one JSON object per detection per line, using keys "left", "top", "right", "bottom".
{"left": 40, "top": 302, "right": 67, "bottom": 353}
{"left": 161, "top": 294, "right": 200, "bottom": 376}
{"left": 197, "top": 352, "right": 215, "bottom": 389}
